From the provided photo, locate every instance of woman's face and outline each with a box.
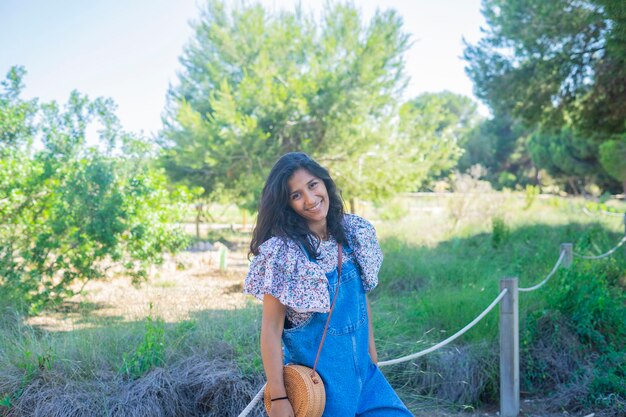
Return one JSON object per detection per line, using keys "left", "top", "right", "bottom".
{"left": 287, "top": 168, "right": 329, "bottom": 234}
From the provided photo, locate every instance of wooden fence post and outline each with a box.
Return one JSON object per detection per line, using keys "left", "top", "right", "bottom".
{"left": 500, "top": 277, "right": 519, "bottom": 417}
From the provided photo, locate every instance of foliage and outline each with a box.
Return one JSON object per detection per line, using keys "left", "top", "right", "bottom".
{"left": 122, "top": 304, "right": 166, "bottom": 379}
{"left": 491, "top": 215, "right": 509, "bottom": 248}
{"left": 599, "top": 135, "right": 626, "bottom": 193}
{"left": 464, "top": 0, "right": 626, "bottom": 194}
{"left": 465, "top": 0, "right": 626, "bottom": 133}
{"left": 458, "top": 113, "right": 536, "bottom": 189}
{"left": 523, "top": 184, "right": 540, "bottom": 210}
{"left": 0, "top": 67, "right": 189, "bottom": 311}
{"left": 161, "top": 0, "right": 459, "bottom": 209}
{"left": 527, "top": 125, "right": 619, "bottom": 194}
{"left": 399, "top": 91, "right": 479, "bottom": 184}
{"left": 2, "top": 195, "right": 625, "bottom": 414}
{"left": 547, "top": 258, "right": 626, "bottom": 408}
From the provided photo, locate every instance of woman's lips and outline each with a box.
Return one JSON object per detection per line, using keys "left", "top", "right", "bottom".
{"left": 306, "top": 200, "right": 323, "bottom": 212}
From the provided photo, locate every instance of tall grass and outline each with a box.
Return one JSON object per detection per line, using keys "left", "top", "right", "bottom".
{"left": 1, "top": 194, "right": 625, "bottom": 416}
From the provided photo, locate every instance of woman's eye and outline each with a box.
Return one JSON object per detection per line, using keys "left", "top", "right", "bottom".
{"left": 291, "top": 193, "right": 300, "bottom": 200}
{"left": 309, "top": 181, "right": 317, "bottom": 189}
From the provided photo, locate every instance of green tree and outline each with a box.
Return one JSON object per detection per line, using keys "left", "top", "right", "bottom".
{"left": 464, "top": 0, "right": 626, "bottom": 132}
{"left": 464, "top": 0, "right": 626, "bottom": 192}
{"left": 599, "top": 136, "right": 626, "bottom": 194}
{"left": 0, "top": 67, "right": 188, "bottom": 312}
{"left": 161, "top": 1, "right": 453, "bottom": 209}
{"left": 458, "top": 113, "right": 536, "bottom": 189}
{"left": 527, "top": 126, "right": 607, "bottom": 194}
{"left": 399, "top": 91, "right": 479, "bottom": 184}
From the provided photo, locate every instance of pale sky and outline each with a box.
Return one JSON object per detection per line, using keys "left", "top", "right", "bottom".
{"left": 0, "top": 0, "right": 487, "bottom": 137}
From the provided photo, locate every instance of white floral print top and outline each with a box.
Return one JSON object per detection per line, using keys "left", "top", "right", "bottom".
{"left": 244, "top": 214, "right": 383, "bottom": 325}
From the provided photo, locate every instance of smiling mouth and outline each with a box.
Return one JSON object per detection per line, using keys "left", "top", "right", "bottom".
{"left": 306, "top": 201, "right": 323, "bottom": 211}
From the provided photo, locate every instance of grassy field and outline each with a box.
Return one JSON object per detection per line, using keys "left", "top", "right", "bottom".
{"left": 1, "top": 193, "right": 625, "bottom": 416}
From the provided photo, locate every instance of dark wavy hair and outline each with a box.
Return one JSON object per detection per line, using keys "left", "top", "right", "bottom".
{"left": 249, "top": 152, "right": 347, "bottom": 259}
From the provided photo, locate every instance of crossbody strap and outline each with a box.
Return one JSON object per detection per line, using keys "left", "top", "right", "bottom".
{"left": 310, "top": 243, "right": 342, "bottom": 381}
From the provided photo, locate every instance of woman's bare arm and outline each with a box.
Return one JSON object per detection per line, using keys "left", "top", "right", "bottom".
{"left": 261, "top": 294, "right": 294, "bottom": 417}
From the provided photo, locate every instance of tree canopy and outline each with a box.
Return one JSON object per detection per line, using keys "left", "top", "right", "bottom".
{"left": 161, "top": 1, "right": 469, "bottom": 208}
{"left": 464, "top": 0, "right": 626, "bottom": 133}
{"left": 464, "top": 0, "right": 626, "bottom": 193}
{"left": 0, "top": 67, "right": 188, "bottom": 311}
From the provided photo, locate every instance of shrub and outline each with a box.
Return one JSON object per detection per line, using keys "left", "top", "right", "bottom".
{"left": 0, "top": 67, "right": 189, "bottom": 312}
{"left": 491, "top": 216, "right": 509, "bottom": 249}
{"left": 122, "top": 304, "right": 166, "bottom": 379}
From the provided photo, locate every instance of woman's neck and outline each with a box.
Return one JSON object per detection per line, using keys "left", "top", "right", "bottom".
{"left": 309, "top": 221, "right": 328, "bottom": 241}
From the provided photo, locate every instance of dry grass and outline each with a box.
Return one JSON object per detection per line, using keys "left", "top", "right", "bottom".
{"left": 5, "top": 355, "right": 265, "bottom": 417}
{"left": 24, "top": 247, "right": 254, "bottom": 332}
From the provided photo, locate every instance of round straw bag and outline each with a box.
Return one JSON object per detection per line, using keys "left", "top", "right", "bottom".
{"left": 263, "top": 245, "right": 343, "bottom": 417}
{"left": 263, "top": 365, "right": 325, "bottom": 417}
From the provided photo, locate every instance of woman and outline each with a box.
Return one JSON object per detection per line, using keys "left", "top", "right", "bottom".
{"left": 244, "top": 152, "right": 412, "bottom": 417}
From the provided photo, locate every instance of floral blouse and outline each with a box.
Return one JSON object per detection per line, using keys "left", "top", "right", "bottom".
{"left": 244, "top": 214, "right": 383, "bottom": 325}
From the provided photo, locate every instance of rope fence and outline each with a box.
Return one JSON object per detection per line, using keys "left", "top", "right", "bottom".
{"left": 573, "top": 235, "right": 626, "bottom": 260}
{"left": 238, "top": 214, "right": 626, "bottom": 417}
{"left": 378, "top": 288, "right": 509, "bottom": 367}
{"left": 519, "top": 248, "right": 568, "bottom": 292}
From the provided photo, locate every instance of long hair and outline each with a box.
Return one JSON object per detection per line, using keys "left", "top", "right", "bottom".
{"left": 249, "top": 152, "right": 347, "bottom": 259}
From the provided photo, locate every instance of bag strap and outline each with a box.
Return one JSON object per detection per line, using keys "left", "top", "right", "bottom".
{"left": 310, "top": 243, "right": 342, "bottom": 381}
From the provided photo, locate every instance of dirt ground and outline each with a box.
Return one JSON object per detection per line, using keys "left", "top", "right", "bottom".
{"left": 25, "top": 246, "right": 609, "bottom": 417}
{"left": 26, "top": 244, "right": 255, "bottom": 331}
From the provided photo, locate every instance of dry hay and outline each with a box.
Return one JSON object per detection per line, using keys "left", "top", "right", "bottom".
{"left": 5, "top": 355, "right": 265, "bottom": 417}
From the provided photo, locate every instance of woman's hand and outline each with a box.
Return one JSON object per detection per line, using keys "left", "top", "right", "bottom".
{"left": 269, "top": 398, "right": 295, "bottom": 417}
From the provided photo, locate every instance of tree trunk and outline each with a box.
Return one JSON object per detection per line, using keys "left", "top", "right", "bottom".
{"left": 349, "top": 197, "right": 356, "bottom": 214}
{"left": 195, "top": 203, "right": 202, "bottom": 239}
{"left": 567, "top": 177, "right": 580, "bottom": 195}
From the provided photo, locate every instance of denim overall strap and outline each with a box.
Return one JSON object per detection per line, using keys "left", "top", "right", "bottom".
{"left": 312, "top": 244, "right": 342, "bottom": 376}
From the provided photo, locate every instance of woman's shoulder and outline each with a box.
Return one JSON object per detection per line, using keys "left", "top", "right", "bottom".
{"left": 341, "top": 213, "right": 382, "bottom": 293}
{"left": 257, "top": 236, "right": 292, "bottom": 254}
{"left": 343, "top": 213, "right": 377, "bottom": 236}
{"left": 244, "top": 235, "right": 330, "bottom": 312}
{"left": 251, "top": 236, "right": 305, "bottom": 267}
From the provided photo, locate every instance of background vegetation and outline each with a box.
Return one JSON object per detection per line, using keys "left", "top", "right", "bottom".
{"left": 1, "top": 195, "right": 625, "bottom": 416}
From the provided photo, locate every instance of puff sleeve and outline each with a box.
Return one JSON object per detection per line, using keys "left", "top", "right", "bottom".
{"left": 344, "top": 214, "right": 382, "bottom": 292}
{"left": 244, "top": 237, "right": 331, "bottom": 313}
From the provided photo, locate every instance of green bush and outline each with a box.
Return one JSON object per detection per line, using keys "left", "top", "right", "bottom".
{"left": 524, "top": 184, "right": 540, "bottom": 210}
{"left": 491, "top": 216, "right": 510, "bottom": 248}
{"left": 122, "top": 304, "right": 166, "bottom": 379}
{"left": 0, "top": 67, "right": 189, "bottom": 312}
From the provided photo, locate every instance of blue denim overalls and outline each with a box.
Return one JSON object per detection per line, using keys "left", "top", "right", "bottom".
{"left": 282, "top": 244, "right": 413, "bottom": 416}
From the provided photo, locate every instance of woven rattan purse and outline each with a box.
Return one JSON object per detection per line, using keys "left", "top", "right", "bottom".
{"left": 263, "top": 244, "right": 343, "bottom": 417}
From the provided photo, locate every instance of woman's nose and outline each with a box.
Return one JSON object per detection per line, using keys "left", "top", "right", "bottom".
{"left": 302, "top": 190, "right": 314, "bottom": 205}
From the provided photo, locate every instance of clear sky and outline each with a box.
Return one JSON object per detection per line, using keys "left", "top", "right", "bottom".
{"left": 0, "top": 0, "right": 486, "bottom": 137}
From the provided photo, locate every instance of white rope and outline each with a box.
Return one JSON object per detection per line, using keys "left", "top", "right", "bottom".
{"left": 518, "top": 250, "right": 566, "bottom": 292}
{"left": 573, "top": 235, "right": 626, "bottom": 260}
{"left": 378, "top": 288, "right": 509, "bottom": 367}
{"left": 237, "top": 383, "right": 265, "bottom": 417}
